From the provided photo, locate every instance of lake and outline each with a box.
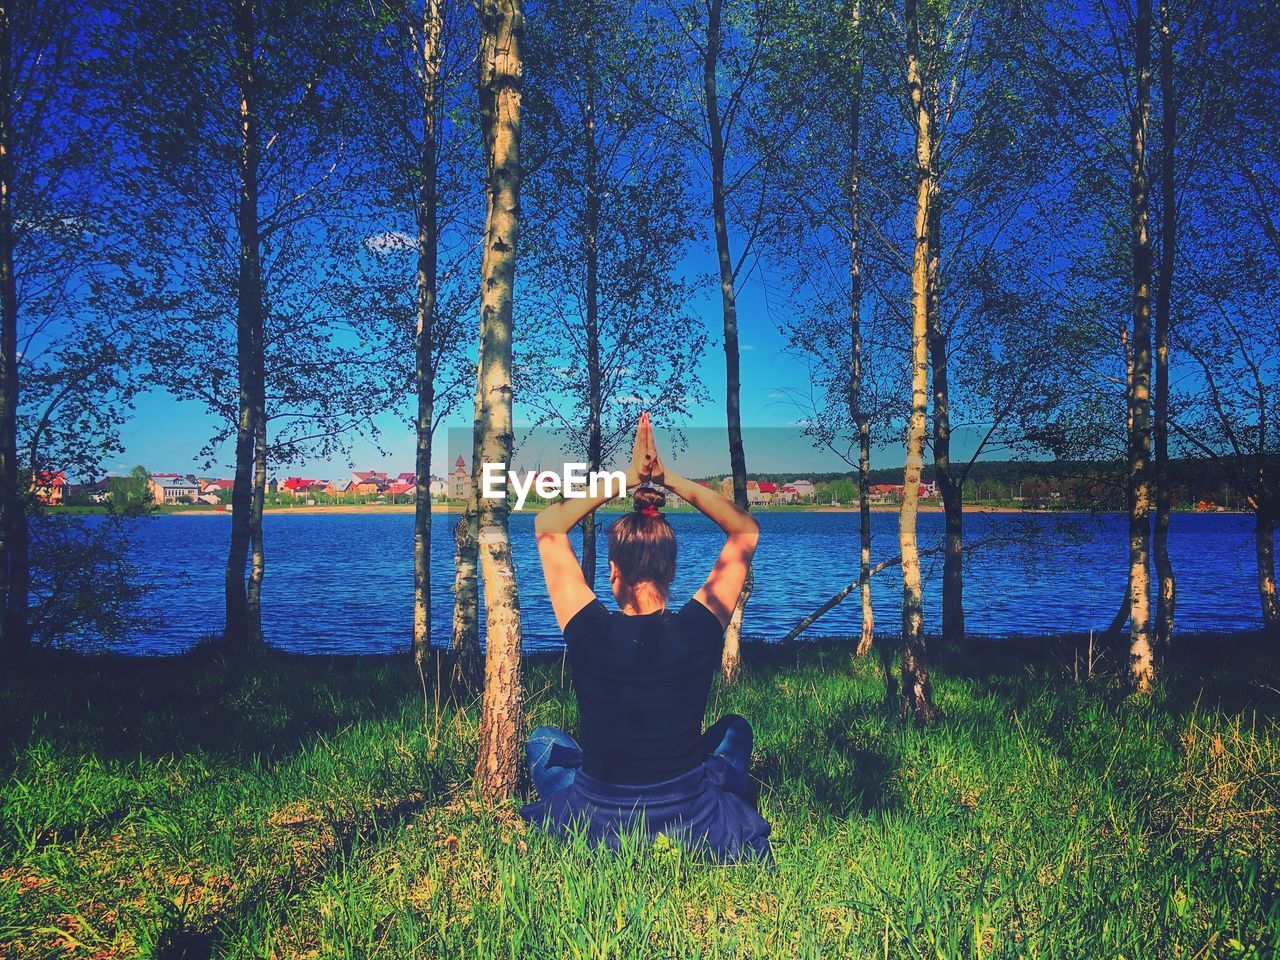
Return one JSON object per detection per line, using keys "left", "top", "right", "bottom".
{"left": 100, "top": 509, "right": 1263, "bottom": 655}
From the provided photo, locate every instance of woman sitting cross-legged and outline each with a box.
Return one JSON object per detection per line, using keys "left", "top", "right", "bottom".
{"left": 520, "top": 411, "right": 771, "bottom": 863}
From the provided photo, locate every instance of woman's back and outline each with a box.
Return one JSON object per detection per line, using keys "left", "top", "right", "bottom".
{"left": 565, "top": 598, "right": 724, "bottom": 784}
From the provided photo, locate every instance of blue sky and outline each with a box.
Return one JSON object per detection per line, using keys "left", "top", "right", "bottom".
{"left": 113, "top": 248, "right": 916, "bottom": 482}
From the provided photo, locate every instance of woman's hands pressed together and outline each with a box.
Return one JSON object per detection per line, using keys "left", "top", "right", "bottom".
{"left": 630, "top": 411, "right": 665, "bottom": 488}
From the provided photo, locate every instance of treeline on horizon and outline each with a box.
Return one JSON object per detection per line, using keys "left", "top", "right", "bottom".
{"left": 750, "top": 456, "right": 1259, "bottom": 506}
{"left": 0, "top": 0, "right": 1277, "bottom": 797}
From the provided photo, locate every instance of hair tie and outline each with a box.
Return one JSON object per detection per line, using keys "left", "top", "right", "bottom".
{"left": 641, "top": 505, "right": 660, "bottom": 516}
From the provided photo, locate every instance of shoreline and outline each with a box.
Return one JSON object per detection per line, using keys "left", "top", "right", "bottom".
{"left": 48, "top": 502, "right": 1247, "bottom": 517}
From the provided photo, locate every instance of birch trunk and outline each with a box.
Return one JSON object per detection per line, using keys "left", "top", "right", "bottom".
{"left": 901, "top": 0, "right": 936, "bottom": 724}
{"left": 224, "top": 0, "right": 264, "bottom": 658}
{"left": 246, "top": 410, "right": 266, "bottom": 645}
{"left": 926, "top": 186, "right": 964, "bottom": 645}
{"left": 450, "top": 504, "right": 481, "bottom": 689}
{"left": 704, "top": 0, "right": 751, "bottom": 683}
{"left": 1257, "top": 503, "right": 1280, "bottom": 638}
{"left": 413, "top": 0, "right": 444, "bottom": 672}
{"left": 1153, "top": 0, "right": 1176, "bottom": 651}
{"left": 473, "top": 0, "right": 525, "bottom": 803}
{"left": 1127, "top": 0, "right": 1156, "bottom": 694}
{"left": 580, "top": 22, "right": 602, "bottom": 589}
{"left": 848, "top": 0, "right": 873, "bottom": 657}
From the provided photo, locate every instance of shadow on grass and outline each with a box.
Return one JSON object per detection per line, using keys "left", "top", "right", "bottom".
{"left": 0, "top": 645, "right": 454, "bottom": 765}
{"left": 753, "top": 736, "right": 897, "bottom": 819}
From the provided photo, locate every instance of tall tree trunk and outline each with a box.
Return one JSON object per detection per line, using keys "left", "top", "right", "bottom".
{"left": 1153, "top": 0, "right": 1176, "bottom": 651}
{"left": 1127, "top": 0, "right": 1156, "bottom": 694}
{"left": 580, "top": 18, "right": 602, "bottom": 588}
{"left": 926, "top": 180, "right": 963, "bottom": 645}
{"left": 1257, "top": 502, "right": 1280, "bottom": 638}
{"left": 413, "top": 0, "right": 444, "bottom": 673}
{"left": 0, "top": 2, "right": 24, "bottom": 655}
{"left": 450, "top": 504, "right": 481, "bottom": 689}
{"left": 224, "top": 0, "right": 263, "bottom": 658}
{"left": 246, "top": 413, "right": 266, "bottom": 645}
{"left": 901, "top": 0, "right": 936, "bottom": 724}
{"left": 473, "top": 0, "right": 525, "bottom": 803}
{"left": 848, "top": 0, "right": 874, "bottom": 658}
{"left": 451, "top": 354, "right": 483, "bottom": 694}
{"left": 704, "top": 0, "right": 751, "bottom": 682}
{"left": 1104, "top": 587, "right": 1130, "bottom": 637}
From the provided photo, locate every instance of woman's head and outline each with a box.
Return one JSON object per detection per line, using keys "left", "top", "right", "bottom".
{"left": 608, "top": 486, "right": 676, "bottom": 606}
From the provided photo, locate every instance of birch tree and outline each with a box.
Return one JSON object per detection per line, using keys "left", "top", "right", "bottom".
{"left": 763, "top": 0, "right": 897, "bottom": 657}
{"left": 1151, "top": 0, "right": 1176, "bottom": 650}
{"left": 105, "top": 0, "right": 369, "bottom": 655}
{"left": 1175, "top": 1, "right": 1280, "bottom": 637}
{"left": 1029, "top": 0, "right": 1199, "bottom": 688}
{"left": 354, "top": 0, "right": 482, "bottom": 682}
{"left": 473, "top": 0, "right": 525, "bottom": 802}
{"left": 900, "top": 0, "right": 935, "bottom": 723}
{"left": 643, "top": 0, "right": 799, "bottom": 681}
{"left": 1125, "top": 0, "right": 1156, "bottom": 692}
{"left": 521, "top": 0, "right": 704, "bottom": 589}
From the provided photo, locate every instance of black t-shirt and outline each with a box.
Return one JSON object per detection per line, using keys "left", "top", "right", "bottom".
{"left": 563, "top": 597, "right": 725, "bottom": 785}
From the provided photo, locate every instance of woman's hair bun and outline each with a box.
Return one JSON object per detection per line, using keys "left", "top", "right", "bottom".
{"left": 632, "top": 485, "right": 667, "bottom": 513}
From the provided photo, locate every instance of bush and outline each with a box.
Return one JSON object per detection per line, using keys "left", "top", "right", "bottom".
{"left": 27, "top": 512, "right": 161, "bottom": 649}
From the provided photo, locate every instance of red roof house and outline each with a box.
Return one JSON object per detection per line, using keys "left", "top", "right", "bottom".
{"left": 282, "top": 476, "right": 321, "bottom": 496}
{"left": 32, "top": 470, "right": 67, "bottom": 505}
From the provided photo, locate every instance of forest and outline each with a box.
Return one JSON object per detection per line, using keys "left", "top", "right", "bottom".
{"left": 1, "top": 0, "right": 1278, "bottom": 956}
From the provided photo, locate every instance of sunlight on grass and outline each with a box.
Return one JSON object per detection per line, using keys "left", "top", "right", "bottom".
{"left": 1, "top": 644, "right": 1277, "bottom": 958}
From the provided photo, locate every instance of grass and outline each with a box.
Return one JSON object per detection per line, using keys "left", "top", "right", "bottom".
{"left": 1, "top": 637, "right": 1277, "bottom": 959}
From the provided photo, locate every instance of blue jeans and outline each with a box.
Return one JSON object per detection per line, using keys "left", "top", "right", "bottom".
{"left": 526, "top": 714, "right": 754, "bottom": 800}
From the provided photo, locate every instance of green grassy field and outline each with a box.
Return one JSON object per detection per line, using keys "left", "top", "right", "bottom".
{"left": 1, "top": 638, "right": 1276, "bottom": 959}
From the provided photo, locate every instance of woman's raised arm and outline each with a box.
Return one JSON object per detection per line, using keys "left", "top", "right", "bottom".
{"left": 655, "top": 443, "right": 759, "bottom": 627}
{"left": 533, "top": 416, "right": 650, "bottom": 629}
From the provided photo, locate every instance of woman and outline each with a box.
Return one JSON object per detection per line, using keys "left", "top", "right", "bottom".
{"left": 520, "top": 412, "right": 771, "bottom": 862}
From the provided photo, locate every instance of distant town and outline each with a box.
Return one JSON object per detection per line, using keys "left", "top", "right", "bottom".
{"left": 28, "top": 455, "right": 1243, "bottom": 512}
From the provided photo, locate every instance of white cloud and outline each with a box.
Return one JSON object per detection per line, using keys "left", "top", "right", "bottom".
{"left": 364, "top": 231, "right": 416, "bottom": 254}
{"left": 740, "top": 343, "right": 756, "bottom": 351}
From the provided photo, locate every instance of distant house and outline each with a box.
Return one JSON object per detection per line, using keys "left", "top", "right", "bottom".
{"left": 348, "top": 471, "right": 390, "bottom": 496}
{"left": 428, "top": 475, "right": 447, "bottom": 498}
{"left": 31, "top": 471, "right": 67, "bottom": 505}
{"left": 149, "top": 474, "right": 200, "bottom": 504}
{"left": 776, "top": 479, "right": 815, "bottom": 503}
{"left": 716, "top": 477, "right": 772, "bottom": 503}
{"left": 447, "top": 455, "right": 472, "bottom": 501}
{"left": 791, "top": 479, "right": 815, "bottom": 500}
{"left": 281, "top": 477, "right": 321, "bottom": 497}
{"left": 87, "top": 477, "right": 113, "bottom": 504}
{"left": 395, "top": 472, "right": 416, "bottom": 486}
{"left": 386, "top": 481, "right": 415, "bottom": 502}
{"left": 868, "top": 482, "right": 935, "bottom": 503}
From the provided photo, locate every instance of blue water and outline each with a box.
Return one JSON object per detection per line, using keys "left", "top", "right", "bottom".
{"left": 107, "top": 510, "right": 1261, "bottom": 655}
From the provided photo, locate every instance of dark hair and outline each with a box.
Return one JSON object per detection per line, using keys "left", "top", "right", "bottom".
{"left": 608, "top": 486, "right": 676, "bottom": 594}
